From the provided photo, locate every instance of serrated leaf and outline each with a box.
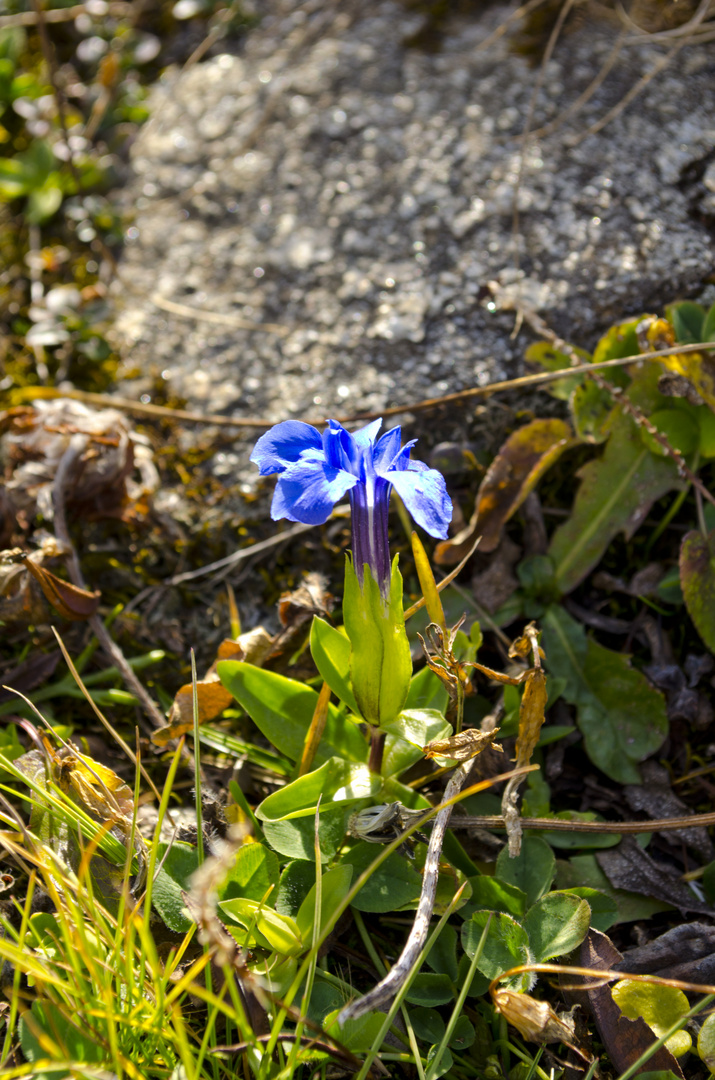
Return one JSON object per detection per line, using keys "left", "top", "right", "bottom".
{"left": 542, "top": 605, "right": 668, "bottom": 784}
{"left": 522, "top": 891, "right": 590, "bottom": 961}
{"left": 680, "top": 529, "right": 715, "bottom": 653}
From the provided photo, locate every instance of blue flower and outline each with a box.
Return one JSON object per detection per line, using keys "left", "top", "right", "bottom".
{"left": 250, "top": 418, "right": 452, "bottom": 594}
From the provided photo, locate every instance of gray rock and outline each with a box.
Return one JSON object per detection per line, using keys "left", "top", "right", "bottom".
{"left": 113, "top": 0, "right": 715, "bottom": 469}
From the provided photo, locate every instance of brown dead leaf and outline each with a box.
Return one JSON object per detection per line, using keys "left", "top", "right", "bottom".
{"left": 564, "top": 929, "right": 684, "bottom": 1079}
{"left": 424, "top": 726, "right": 503, "bottom": 762}
{"left": 152, "top": 628, "right": 273, "bottom": 746}
{"left": 21, "top": 554, "right": 100, "bottom": 620}
{"left": 619, "top": 923, "right": 715, "bottom": 984}
{"left": 435, "top": 419, "right": 578, "bottom": 564}
{"left": 515, "top": 668, "right": 548, "bottom": 768}
{"left": 492, "top": 988, "right": 592, "bottom": 1063}
{"left": 597, "top": 837, "right": 715, "bottom": 915}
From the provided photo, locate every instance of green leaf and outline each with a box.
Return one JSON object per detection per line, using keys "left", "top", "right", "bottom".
{"left": 218, "top": 897, "right": 303, "bottom": 955}
{"left": 262, "top": 808, "right": 349, "bottom": 862}
{"left": 343, "top": 555, "right": 412, "bottom": 727}
{"left": 382, "top": 707, "right": 452, "bottom": 777}
{"left": 405, "top": 662, "right": 449, "bottom": 711}
{"left": 217, "top": 841, "right": 280, "bottom": 904}
{"left": 256, "top": 758, "right": 378, "bottom": 821}
{"left": 542, "top": 605, "right": 668, "bottom": 784}
{"left": 680, "top": 529, "right": 715, "bottom": 653}
{"left": 217, "top": 660, "right": 368, "bottom": 764}
{"left": 697, "top": 1010, "right": 715, "bottom": 1069}
{"left": 410, "top": 1008, "right": 445, "bottom": 1044}
{"left": 462, "top": 876, "right": 527, "bottom": 918}
{"left": 310, "top": 616, "right": 360, "bottom": 715}
{"left": 612, "top": 979, "right": 692, "bottom": 1057}
{"left": 405, "top": 973, "right": 455, "bottom": 1006}
{"left": 382, "top": 775, "right": 480, "bottom": 878}
{"left": 524, "top": 341, "right": 589, "bottom": 400}
{"left": 275, "top": 860, "right": 315, "bottom": 916}
{"left": 549, "top": 373, "right": 682, "bottom": 594}
{"left": 0, "top": 154, "right": 30, "bottom": 198}
{"left": 462, "top": 911, "right": 533, "bottom": 991}
{"left": 425, "top": 923, "right": 459, "bottom": 981}
{"left": 666, "top": 301, "right": 705, "bottom": 344}
{"left": 559, "top": 887, "right": 618, "bottom": 932}
{"left": 426, "top": 1044, "right": 454, "bottom": 1079}
{"left": 702, "top": 302, "right": 715, "bottom": 344}
{"left": 324, "top": 1008, "right": 387, "bottom": 1053}
{"left": 26, "top": 181, "right": 63, "bottom": 224}
{"left": 496, "top": 836, "right": 555, "bottom": 907}
{"left": 641, "top": 408, "right": 699, "bottom": 458}
{"left": 449, "top": 1015, "right": 476, "bottom": 1050}
{"left": 698, "top": 407, "right": 715, "bottom": 458}
{"left": 343, "top": 841, "right": 422, "bottom": 912}
{"left": 152, "top": 841, "right": 200, "bottom": 932}
{"left": 295, "top": 863, "right": 353, "bottom": 943}
{"left": 571, "top": 380, "right": 615, "bottom": 443}
{"left": 20, "top": 1001, "right": 104, "bottom": 1076}
{"left": 592, "top": 317, "right": 642, "bottom": 365}
{"left": 522, "top": 891, "right": 590, "bottom": 961}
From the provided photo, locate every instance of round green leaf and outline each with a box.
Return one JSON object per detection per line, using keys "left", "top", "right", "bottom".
{"left": 449, "top": 1014, "right": 475, "bottom": 1050}
{"left": 697, "top": 1010, "right": 715, "bottom": 1069}
{"left": 461, "top": 911, "right": 533, "bottom": 991}
{"left": 612, "top": 979, "right": 692, "bottom": 1058}
{"left": 496, "top": 835, "right": 555, "bottom": 907}
{"left": 409, "top": 1008, "right": 445, "bottom": 1045}
{"left": 522, "top": 891, "right": 591, "bottom": 962}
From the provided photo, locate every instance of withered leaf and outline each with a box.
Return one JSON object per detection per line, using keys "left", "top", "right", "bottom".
{"left": 597, "top": 837, "right": 714, "bottom": 916}
{"left": 515, "top": 668, "right": 548, "bottom": 768}
{"left": 491, "top": 988, "right": 591, "bottom": 1062}
{"left": 563, "top": 929, "right": 684, "bottom": 1079}
{"left": 21, "top": 555, "right": 101, "bottom": 621}
{"left": 152, "top": 628, "right": 273, "bottom": 746}
{"left": 619, "top": 923, "right": 715, "bottom": 984}
{"left": 435, "top": 418, "right": 578, "bottom": 564}
{"left": 424, "top": 726, "right": 503, "bottom": 762}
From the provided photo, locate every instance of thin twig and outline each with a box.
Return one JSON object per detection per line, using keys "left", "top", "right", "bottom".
{"left": 150, "top": 294, "right": 289, "bottom": 337}
{"left": 452, "top": 810, "right": 715, "bottom": 832}
{"left": 0, "top": 1, "right": 130, "bottom": 27}
{"left": 24, "top": 339, "right": 715, "bottom": 430}
{"left": 52, "top": 435, "right": 166, "bottom": 728}
{"left": 338, "top": 759, "right": 472, "bottom": 1023}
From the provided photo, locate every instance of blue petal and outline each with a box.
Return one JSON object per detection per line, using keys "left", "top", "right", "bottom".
{"left": 351, "top": 418, "right": 383, "bottom": 451}
{"left": 323, "top": 419, "right": 357, "bottom": 472}
{"left": 271, "top": 457, "right": 358, "bottom": 525}
{"left": 372, "top": 426, "right": 403, "bottom": 472}
{"left": 389, "top": 462, "right": 452, "bottom": 538}
{"left": 250, "top": 421, "right": 323, "bottom": 476}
